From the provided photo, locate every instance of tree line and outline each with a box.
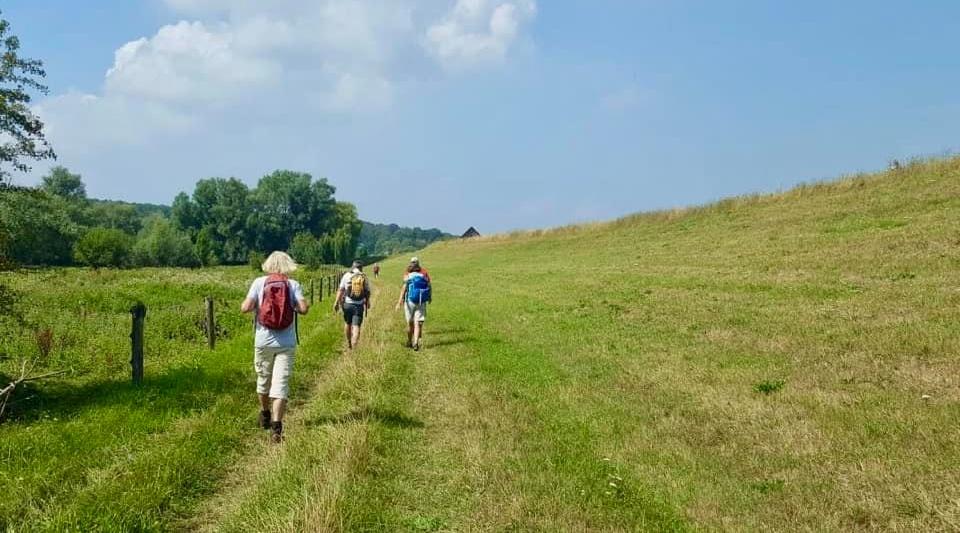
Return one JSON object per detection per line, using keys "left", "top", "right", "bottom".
{"left": 359, "top": 222, "right": 453, "bottom": 256}
{"left": 0, "top": 167, "right": 363, "bottom": 269}
{"left": 0, "top": 12, "right": 450, "bottom": 271}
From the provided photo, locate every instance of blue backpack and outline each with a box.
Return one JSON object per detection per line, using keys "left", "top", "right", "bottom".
{"left": 406, "top": 272, "right": 431, "bottom": 304}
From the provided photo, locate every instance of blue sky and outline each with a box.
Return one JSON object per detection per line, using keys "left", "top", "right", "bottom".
{"left": 6, "top": 1, "right": 960, "bottom": 233}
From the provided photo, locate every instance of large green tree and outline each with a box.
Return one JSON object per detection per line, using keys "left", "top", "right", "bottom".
{"left": 0, "top": 12, "right": 55, "bottom": 182}
{"left": 40, "top": 165, "right": 85, "bottom": 200}
{"left": 172, "top": 178, "right": 250, "bottom": 263}
{"left": 246, "top": 170, "right": 337, "bottom": 253}
{"left": 0, "top": 186, "right": 76, "bottom": 265}
{"left": 171, "top": 170, "right": 361, "bottom": 266}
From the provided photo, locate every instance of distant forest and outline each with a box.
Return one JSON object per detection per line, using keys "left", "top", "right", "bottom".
{"left": 0, "top": 166, "right": 450, "bottom": 269}
{"left": 359, "top": 222, "right": 453, "bottom": 256}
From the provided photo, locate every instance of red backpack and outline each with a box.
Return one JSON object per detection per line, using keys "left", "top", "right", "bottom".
{"left": 258, "top": 274, "right": 295, "bottom": 330}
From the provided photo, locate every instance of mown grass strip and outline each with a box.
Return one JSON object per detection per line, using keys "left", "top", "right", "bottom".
{"left": 188, "top": 281, "right": 423, "bottom": 532}
{"left": 327, "top": 264, "right": 688, "bottom": 532}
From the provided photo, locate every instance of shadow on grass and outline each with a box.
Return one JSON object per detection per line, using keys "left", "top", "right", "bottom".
{"left": 305, "top": 406, "right": 424, "bottom": 429}
{"left": 428, "top": 326, "right": 468, "bottom": 335}
{"left": 423, "top": 336, "right": 476, "bottom": 349}
{"left": 2, "top": 364, "right": 248, "bottom": 424}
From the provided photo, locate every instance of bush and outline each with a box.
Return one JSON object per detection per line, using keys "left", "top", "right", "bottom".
{"left": 73, "top": 228, "right": 133, "bottom": 268}
{"left": 132, "top": 216, "right": 199, "bottom": 267}
{"left": 248, "top": 251, "right": 266, "bottom": 271}
{"left": 288, "top": 232, "right": 322, "bottom": 269}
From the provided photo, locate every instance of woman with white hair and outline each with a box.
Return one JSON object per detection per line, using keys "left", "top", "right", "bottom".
{"left": 240, "top": 251, "right": 309, "bottom": 443}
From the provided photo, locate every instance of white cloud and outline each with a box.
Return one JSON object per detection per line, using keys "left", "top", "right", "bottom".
{"left": 27, "top": 0, "right": 538, "bottom": 195}
{"left": 425, "top": 0, "right": 536, "bottom": 68}
{"left": 104, "top": 21, "right": 280, "bottom": 103}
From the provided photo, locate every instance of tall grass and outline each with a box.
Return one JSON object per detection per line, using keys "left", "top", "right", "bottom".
{"left": 0, "top": 267, "right": 341, "bottom": 530}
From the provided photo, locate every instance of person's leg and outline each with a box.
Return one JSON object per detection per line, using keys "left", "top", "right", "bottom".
{"left": 404, "top": 301, "right": 415, "bottom": 347}
{"left": 413, "top": 303, "right": 426, "bottom": 349}
{"left": 350, "top": 307, "right": 364, "bottom": 348}
{"left": 350, "top": 324, "right": 361, "bottom": 348}
{"left": 272, "top": 398, "right": 287, "bottom": 421}
{"left": 254, "top": 347, "right": 275, "bottom": 428}
{"left": 268, "top": 348, "right": 295, "bottom": 442}
{"left": 343, "top": 322, "right": 352, "bottom": 348}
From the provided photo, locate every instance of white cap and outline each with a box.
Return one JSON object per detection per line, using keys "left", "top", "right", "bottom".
{"left": 410, "top": 256, "right": 419, "bottom": 264}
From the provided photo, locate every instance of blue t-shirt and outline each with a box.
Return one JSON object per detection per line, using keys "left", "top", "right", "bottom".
{"left": 247, "top": 276, "right": 304, "bottom": 348}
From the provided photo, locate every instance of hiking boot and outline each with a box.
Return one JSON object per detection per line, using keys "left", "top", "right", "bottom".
{"left": 413, "top": 341, "right": 420, "bottom": 352}
{"left": 258, "top": 409, "right": 271, "bottom": 430}
{"left": 405, "top": 340, "right": 413, "bottom": 349}
{"left": 271, "top": 421, "right": 283, "bottom": 443}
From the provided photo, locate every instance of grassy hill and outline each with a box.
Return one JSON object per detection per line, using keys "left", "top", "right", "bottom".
{"left": 1, "top": 158, "right": 957, "bottom": 530}
{"left": 330, "top": 157, "right": 958, "bottom": 530}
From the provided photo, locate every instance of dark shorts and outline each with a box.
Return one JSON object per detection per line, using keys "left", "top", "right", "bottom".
{"left": 343, "top": 302, "right": 365, "bottom": 326}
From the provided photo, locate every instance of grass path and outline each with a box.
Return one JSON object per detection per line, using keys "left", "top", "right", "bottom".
{"left": 333, "top": 271, "right": 688, "bottom": 532}
{"left": 189, "top": 272, "right": 687, "bottom": 532}
{"left": 185, "top": 280, "right": 419, "bottom": 531}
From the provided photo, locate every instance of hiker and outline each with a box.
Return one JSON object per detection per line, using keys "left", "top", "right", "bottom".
{"left": 395, "top": 257, "right": 431, "bottom": 351}
{"left": 373, "top": 263, "right": 381, "bottom": 278}
{"left": 240, "top": 251, "right": 308, "bottom": 443}
{"left": 334, "top": 260, "right": 371, "bottom": 350}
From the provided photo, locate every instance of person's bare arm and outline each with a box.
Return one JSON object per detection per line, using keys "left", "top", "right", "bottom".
{"left": 395, "top": 282, "right": 407, "bottom": 310}
{"left": 241, "top": 297, "right": 255, "bottom": 313}
{"left": 297, "top": 298, "right": 309, "bottom": 315}
{"left": 333, "top": 288, "right": 344, "bottom": 311}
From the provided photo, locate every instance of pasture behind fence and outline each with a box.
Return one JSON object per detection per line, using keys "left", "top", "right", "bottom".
{"left": 130, "top": 265, "right": 347, "bottom": 383}
{"left": 1, "top": 266, "right": 351, "bottom": 392}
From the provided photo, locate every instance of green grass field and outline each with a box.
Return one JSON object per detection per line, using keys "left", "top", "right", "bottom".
{"left": 2, "top": 158, "right": 959, "bottom": 531}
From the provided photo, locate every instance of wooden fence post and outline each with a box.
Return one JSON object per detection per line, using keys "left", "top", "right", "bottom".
{"left": 130, "top": 302, "right": 147, "bottom": 385}
{"left": 205, "top": 296, "right": 215, "bottom": 350}
{"left": 318, "top": 277, "right": 323, "bottom": 302}
{"left": 310, "top": 279, "right": 315, "bottom": 305}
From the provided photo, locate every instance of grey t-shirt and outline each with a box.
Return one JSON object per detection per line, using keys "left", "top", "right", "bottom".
{"left": 339, "top": 269, "right": 371, "bottom": 305}
{"left": 247, "top": 276, "right": 304, "bottom": 348}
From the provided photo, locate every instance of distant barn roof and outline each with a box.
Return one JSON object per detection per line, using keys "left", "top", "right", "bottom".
{"left": 461, "top": 226, "right": 481, "bottom": 238}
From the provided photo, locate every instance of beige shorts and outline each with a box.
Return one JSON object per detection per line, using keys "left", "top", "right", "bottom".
{"left": 254, "top": 345, "right": 296, "bottom": 399}
{"left": 404, "top": 300, "right": 427, "bottom": 323}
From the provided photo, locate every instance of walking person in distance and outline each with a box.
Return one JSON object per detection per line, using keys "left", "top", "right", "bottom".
{"left": 396, "top": 257, "right": 431, "bottom": 351}
{"left": 240, "top": 251, "right": 309, "bottom": 443}
{"left": 334, "top": 260, "right": 371, "bottom": 350}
